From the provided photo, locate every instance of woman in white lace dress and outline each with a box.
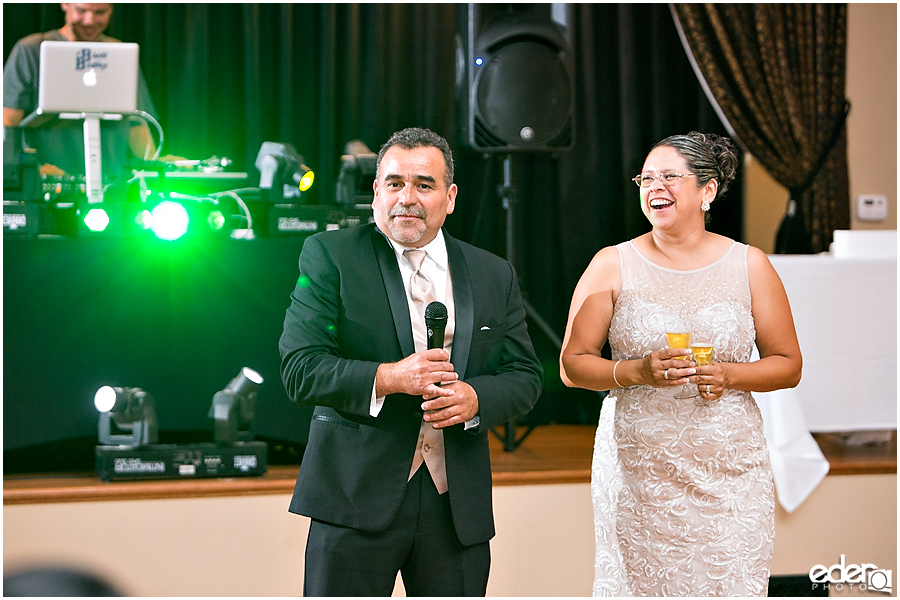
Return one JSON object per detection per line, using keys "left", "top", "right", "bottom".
{"left": 560, "top": 132, "right": 802, "bottom": 597}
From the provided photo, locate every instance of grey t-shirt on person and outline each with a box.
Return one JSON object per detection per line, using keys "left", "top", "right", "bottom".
{"left": 3, "top": 29, "right": 159, "bottom": 179}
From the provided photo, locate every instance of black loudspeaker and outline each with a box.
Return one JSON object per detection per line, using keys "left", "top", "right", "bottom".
{"left": 456, "top": 3, "right": 575, "bottom": 153}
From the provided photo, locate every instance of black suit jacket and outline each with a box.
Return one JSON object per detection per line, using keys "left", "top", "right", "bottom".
{"left": 279, "top": 224, "right": 542, "bottom": 546}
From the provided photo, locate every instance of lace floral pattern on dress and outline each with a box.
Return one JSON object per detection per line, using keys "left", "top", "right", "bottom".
{"left": 591, "top": 241, "right": 774, "bottom": 597}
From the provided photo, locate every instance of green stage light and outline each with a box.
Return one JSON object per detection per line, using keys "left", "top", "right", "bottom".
{"left": 84, "top": 208, "right": 110, "bottom": 232}
{"left": 135, "top": 209, "right": 153, "bottom": 230}
{"left": 298, "top": 169, "right": 315, "bottom": 192}
{"left": 151, "top": 200, "right": 189, "bottom": 240}
{"left": 208, "top": 209, "right": 225, "bottom": 230}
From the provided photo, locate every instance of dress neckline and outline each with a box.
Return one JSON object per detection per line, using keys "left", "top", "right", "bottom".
{"left": 626, "top": 239, "right": 738, "bottom": 274}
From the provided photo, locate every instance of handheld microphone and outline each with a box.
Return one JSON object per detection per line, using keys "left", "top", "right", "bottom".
{"left": 424, "top": 301, "right": 448, "bottom": 350}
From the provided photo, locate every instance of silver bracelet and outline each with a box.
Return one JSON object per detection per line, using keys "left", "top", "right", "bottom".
{"left": 612, "top": 360, "right": 625, "bottom": 388}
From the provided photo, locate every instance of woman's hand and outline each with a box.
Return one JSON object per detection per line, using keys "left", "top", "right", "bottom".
{"left": 694, "top": 362, "right": 727, "bottom": 401}
{"left": 638, "top": 348, "right": 696, "bottom": 388}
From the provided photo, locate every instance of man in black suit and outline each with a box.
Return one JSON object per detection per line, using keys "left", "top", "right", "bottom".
{"left": 279, "top": 127, "right": 542, "bottom": 596}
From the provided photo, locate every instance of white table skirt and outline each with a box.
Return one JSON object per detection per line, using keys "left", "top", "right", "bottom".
{"left": 755, "top": 388, "right": 830, "bottom": 513}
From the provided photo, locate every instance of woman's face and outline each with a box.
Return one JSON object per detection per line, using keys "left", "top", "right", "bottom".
{"left": 638, "top": 145, "right": 714, "bottom": 230}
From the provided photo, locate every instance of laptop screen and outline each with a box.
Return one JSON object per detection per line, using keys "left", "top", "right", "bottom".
{"left": 38, "top": 41, "right": 139, "bottom": 115}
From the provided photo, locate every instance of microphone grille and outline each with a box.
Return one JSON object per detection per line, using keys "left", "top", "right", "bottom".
{"left": 424, "top": 301, "right": 448, "bottom": 326}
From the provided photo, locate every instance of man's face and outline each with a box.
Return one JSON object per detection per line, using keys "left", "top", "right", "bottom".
{"left": 61, "top": 3, "right": 113, "bottom": 42}
{"left": 372, "top": 146, "right": 457, "bottom": 248}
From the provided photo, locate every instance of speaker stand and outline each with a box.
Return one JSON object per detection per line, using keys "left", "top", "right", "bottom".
{"left": 489, "top": 155, "right": 563, "bottom": 452}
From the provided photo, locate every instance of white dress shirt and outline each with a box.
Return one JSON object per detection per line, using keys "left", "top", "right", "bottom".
{"left": 370, "top": 230, "right": 479, "bottom": 429}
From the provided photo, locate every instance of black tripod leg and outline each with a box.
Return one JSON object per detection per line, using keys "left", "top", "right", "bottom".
{"left": 489, "top": 155, "right": 561, "bottom": 452}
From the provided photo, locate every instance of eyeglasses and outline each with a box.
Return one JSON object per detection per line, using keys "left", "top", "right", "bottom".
{"left": 632, "top": 173, "right": 695, "bottom": 188}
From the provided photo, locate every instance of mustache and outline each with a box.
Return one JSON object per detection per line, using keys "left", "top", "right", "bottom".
{"left": 389, "top": 206, "right": 426, "bottom": 219}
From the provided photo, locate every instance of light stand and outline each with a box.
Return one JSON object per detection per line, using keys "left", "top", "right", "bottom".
{"left": 60, "top": 111, "right": 124, "bottom": 204}
{"left": 490, "top": 154, "right": 563, "bottom": 452}
{"left": 81, "top": 113, "right": 104, "bottom": 204}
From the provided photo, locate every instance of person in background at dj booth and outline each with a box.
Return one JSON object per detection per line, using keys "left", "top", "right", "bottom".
{"left": 3, "top": 3, "right": 160, "bottom": 180}
{"left": 279, "top": 127, "right": 543, "bottom": 596}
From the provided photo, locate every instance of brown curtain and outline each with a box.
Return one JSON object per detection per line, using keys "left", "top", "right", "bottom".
{"left": 671, "top": 3, "right": 850, "bottom": 253}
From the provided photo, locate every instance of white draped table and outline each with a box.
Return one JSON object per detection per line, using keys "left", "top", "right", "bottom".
{"left": 765, "top": 253, "right": 897, "bottom": 432}
{"left": 754, "top": 253, "right": 896, "bottom": 512}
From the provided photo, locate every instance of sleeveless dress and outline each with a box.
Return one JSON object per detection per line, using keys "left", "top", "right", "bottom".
{"left": 591, "top": 241, "right": 774, "bottom": 597}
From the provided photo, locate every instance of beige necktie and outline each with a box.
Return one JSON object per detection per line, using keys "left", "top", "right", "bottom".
{"left": 403, "top": 249, "right": 448, "bottom": 494}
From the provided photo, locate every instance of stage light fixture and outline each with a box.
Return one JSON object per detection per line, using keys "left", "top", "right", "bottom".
{"left": 208, "top": 367, "right": 264, "bottom": 444}
{"left": 255, "top": 141, "right": 315, "bottom": 203}
{"left": 208, "top": 209, "right": 225, "bottom": 230}
{"left": 335, "top": 139, "right": 376, "bottom": 205}
{"left": 150, "top": 200, "right": 189, "bottom": 240}
{"left": 94, "top": 385, "right": 158, "bottom": 448}
{"left": 298, "top": 167, "right": 315, "bottom": 192}
{"left": 77, "top": 198, "right": 143, "bottom": 237}
{"left": 135, "top": 209, "right": 153, "bottom": 230}
{"left": 93, "top": 376, "right": 269, "bottom": 481}
{"left": 83, "top": 208, "right": 110, "bottom": 232}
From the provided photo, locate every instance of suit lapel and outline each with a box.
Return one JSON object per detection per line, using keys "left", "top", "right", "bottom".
{"left": 371, "top": 226, "right": 474, "bottom": 374}
{"left": 371, "top": 226, "right": 416, "bottom": 358}
{"left": 445, "top": 233, "right": 473, "bottom": 379}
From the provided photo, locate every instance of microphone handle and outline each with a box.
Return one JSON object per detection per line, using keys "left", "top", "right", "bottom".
{"left": 426, "top": 325, "right": 446, "bottom": 389}
{"left": 426, "top": 325, "right": 446, "bottom": 351}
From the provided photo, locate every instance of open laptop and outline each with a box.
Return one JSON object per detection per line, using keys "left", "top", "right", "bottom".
{"left": 21, "top": 40, "right": 139, "bottom": 127}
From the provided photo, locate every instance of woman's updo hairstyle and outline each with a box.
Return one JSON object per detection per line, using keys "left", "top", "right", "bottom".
{"left": 652, "top": 132, "right": 737, "bottom": 201}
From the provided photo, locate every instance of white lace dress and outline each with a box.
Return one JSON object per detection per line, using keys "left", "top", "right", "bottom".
{"left": 592, "top": 241, "right": 774, "bottom": 597}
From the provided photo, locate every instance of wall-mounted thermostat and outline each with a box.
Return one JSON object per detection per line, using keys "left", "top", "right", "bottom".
{"left": 857, "top": 195, "right": 888, "bottom": 221}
